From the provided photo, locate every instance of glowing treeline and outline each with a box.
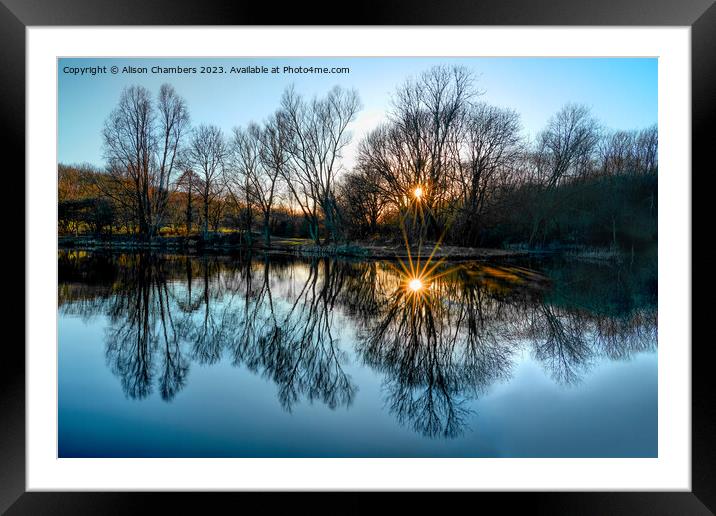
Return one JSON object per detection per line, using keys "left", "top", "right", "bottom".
{"left": 59, "top": 65, "right": 657, "bottom": 249}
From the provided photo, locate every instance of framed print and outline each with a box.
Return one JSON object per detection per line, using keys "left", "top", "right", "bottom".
{"left": 3, "top": 0, "right": 713, "bottom": 513}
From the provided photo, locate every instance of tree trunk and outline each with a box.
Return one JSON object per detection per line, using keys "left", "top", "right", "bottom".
{"left": 186, "top": 182, "right": 193, "bottom": 235}
{"left": 309, "top": 218, "right": 320, "bottom": 246}
{"left": 203, "top": 198, "right": 209, "bottom": 239}
{"left": 245, "top": 206, "right": 253, "bottom": 246}
{"left": 263, "top": 211, "right": 271, "bottom": 246}
{"left": 529, "top": 217, "right": 543, "bottom": 249}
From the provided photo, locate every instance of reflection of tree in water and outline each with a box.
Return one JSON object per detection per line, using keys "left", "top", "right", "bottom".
{"left": 357, "top": 276, "right": 513, "bottom": 438}
{"left": 230, "top": 258, "right": 356, "bottom": 411}
{"left": 353, "top": 264, "right": 526, "bottom": 438}
{"left": 60, "top": 252, "right": 356, "bottom": 410}
{"left": 103, "top": 254, "right": 189, "bottom": 401}
{"left": 350, "top": 260, "right": 657, "bottom": 438}
{"left": 186, "top": 257, "right": 230, "bottom": 365}
{"left": 58, "top": 251, "right": 657, "bottom": 439}
{"left": 518, "top": 257, "right": 658, "bottom": 385}
{"left": 524, "top": 303, "right": 594, "bottom": 386}
{"left": 334, "top": 261, "right": 390, "bottom": 328}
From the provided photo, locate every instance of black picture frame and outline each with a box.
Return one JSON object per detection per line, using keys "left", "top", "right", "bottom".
{"left": 2, "top": 0, "right": 712, "bottom": 513}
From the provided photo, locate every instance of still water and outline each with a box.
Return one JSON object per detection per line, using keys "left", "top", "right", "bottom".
{"left": 58, "top": 250, "right": 657, "bottom": 457}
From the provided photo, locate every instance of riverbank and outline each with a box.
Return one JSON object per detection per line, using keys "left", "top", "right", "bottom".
{"left": 58, "top": 234, "right": 532, "bottom": 260}
{"left": 59, "top": 234, "right": 640, "bottom": 262}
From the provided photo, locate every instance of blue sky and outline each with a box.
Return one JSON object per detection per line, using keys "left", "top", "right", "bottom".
{"left": 58, "top": 57, "right": 657, "bottom": 169}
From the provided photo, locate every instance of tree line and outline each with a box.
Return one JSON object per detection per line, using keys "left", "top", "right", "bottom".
{"left": 58, "top": 65, "right": 657, "bottom": 250}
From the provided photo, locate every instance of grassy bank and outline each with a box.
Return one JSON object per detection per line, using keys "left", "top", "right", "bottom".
{"left": 59, "top": 233, "right": 639, "bottom": 261}
{"left": 59, "top": 234, "right": 534, "bottom": 260}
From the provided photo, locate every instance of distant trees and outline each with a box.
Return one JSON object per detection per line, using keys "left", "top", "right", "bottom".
{"left": 534, "top": 103, "right": 601, "bottom": 188}
{"left": 598, "top": 124, "right": 657, "bottom": 176}
{"left": 338, "top": 165, "right": 386, "bottom": 239}
{"left": 58, "top": 197, "right": 115, "bottom": 236}
{"left": 58, "top": 163, "right": 93, "bottom": 204}
{"left": 101, "top": 84, "right": 189, "bottom": 240}
{"left": 58, "top": 164, "right": 117, "bottom": 236}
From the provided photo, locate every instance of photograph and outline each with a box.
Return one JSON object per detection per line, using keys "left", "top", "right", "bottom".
{"left": 57, "top": 56, "right": 658, "bottom": 459}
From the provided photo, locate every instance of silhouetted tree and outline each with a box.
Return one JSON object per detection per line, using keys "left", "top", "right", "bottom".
{"left": 281, "top": 85, "right": 361, "bottom": 244}
{"left": 101, "top": 84, "right": 189, "bottom": 239}
{"left": 186, "top": 124, "right": 228, "bottom": 238}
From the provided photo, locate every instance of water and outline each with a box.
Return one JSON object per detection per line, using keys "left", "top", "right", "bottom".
{"left": 58, "top": 250, "right": 657, "bottom": 457}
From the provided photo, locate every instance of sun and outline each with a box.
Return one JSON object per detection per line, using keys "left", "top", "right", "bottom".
{"left": 413, "top": 186, "right": 423, "bottom": 200}
{"left": 408, "top": 278, "right": 424, "bottom": 292}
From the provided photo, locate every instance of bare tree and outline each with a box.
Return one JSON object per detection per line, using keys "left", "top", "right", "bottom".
{"left": 86, "top": 73, "right": 656, "bottom": 251}
{"left": 281, "top": 85, "right": 361, "bottom": 244}
{"left": 357, "top": 65, "right": 477, "bottom": 239}
{"left": 598, "top": 124, "right": 657, "bottom": 176}
{"left": 101, "top": 84, "right": 189, "bottom": 240}
{"left": 227, "top": 123, "right": 262, "bottom": 244}
{"left": 155, "top": 85, "right": 191, "bottom": 230}
{"left": 598, "top": 129, "right": 636, "bottom": 175}
{"left": 528, "top": 103, "right": 600, "bottom": 246}
{"left": 636, "top": 124, "right": 658, "bottom": 175}
{"left": 338, "top": 165, "right": 386, "bottom": 238}
{"left": 535, "top": 103, "right": 600, "bottom": 188}
{"left": 255, "top": 112, "right": 289, "bottom": 246}
{"left": 451, "top": 102, "right": 522, "bottom": 243}
{"left": 175, "top": 168, "right": 200, "bottom": 234}
{"left": 186, "top": 124, "right": 228, "bottom": 238}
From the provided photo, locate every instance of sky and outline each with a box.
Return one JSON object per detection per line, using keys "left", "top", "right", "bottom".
{"left": 58, "top": 57, "right": 657, "bottom": 170}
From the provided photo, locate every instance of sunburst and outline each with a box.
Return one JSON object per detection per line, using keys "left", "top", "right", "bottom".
{"left": 387, "top": 185, "right": 462, "bottom": 302}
